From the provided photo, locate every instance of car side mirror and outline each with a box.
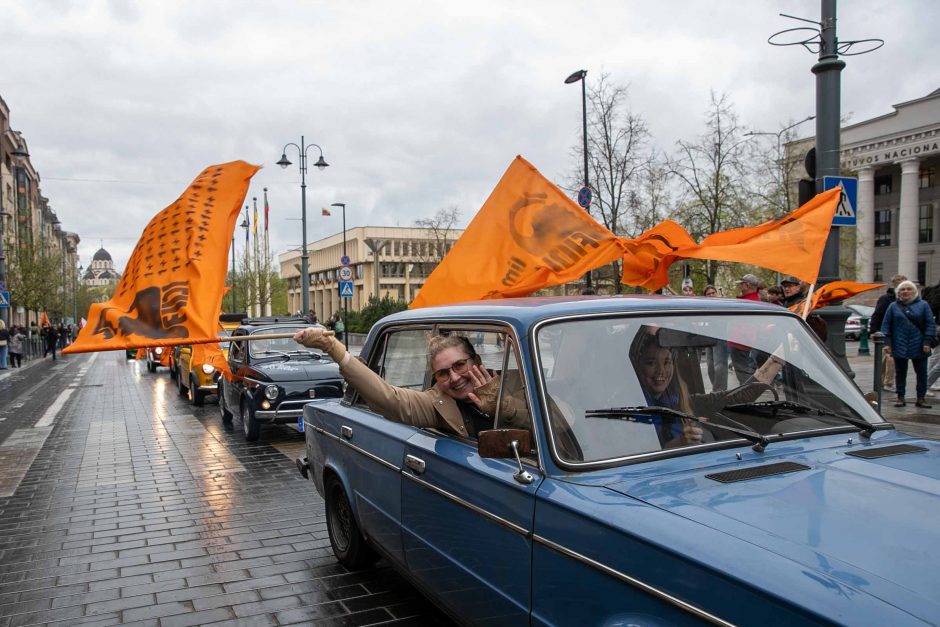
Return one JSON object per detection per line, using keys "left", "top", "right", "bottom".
{"left": 478, "top": 429, "right": 530, "bottom": 458}
{"left": 478, "top": 429, "right": 534, "bottom": 485}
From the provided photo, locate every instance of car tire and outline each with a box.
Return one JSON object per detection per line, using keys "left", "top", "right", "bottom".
{"left": 177, "top": 370, "right": 188, "bottom": 398}
{"left": 241, "top": 397, "right": 260, "bottom": 442}
{"left": 147, "top": 361, "right": 156, "bottom": 373}
{"left": 325, "top": 474, "right": 378, "bottom": 570}
{"left": 190, "top": 376, "right": 205, "bottom": 407}
{"left": 219, "top": 383, "right": 233, "bottom": 422}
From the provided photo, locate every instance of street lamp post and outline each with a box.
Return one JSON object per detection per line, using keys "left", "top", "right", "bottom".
{"left": 745, "top": 114, "right": 815, "bottom": 214}
{"left": 330, "top": 202, "right": 348, "bottom": 346}
{"left": 230, "top": 236, "right": 237, "bottom": 313}
{"left": 565, "top": 69, "right": 593, "bottom": 293}
{"left": 278, "top": 137, "right": 329, "bottom": 317}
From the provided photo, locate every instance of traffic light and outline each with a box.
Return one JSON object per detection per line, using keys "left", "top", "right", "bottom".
{"left": 798, "top": 147, "right": 816, "bottom": 207}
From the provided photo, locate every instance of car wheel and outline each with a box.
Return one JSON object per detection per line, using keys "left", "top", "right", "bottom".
{"left": 147, "top": 361, "right": 156, "bottom": 373}
{"left": 219, "top": 383, "right": 233, "bottom": 422}
{"left": 325, "top": 474, "right": 378, "bottom": 570}
{"left": 177, "top": 370, "right": 188, "bottom": 397}
{"left": 241, "top": 397, "right": 260, "bottom": 442}
{"left": 190, "top": 376, "right": 205, "bottom": 407}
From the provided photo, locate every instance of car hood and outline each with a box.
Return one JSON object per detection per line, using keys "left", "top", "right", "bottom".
{"left": 253, "top": 359, "right": 340, "bottom": 382}
{"left": 605, "top": 433, "right": 940, "bottom": 615}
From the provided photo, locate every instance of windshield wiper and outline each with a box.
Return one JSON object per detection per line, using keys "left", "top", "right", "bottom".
{"left": 723, "top": 400, "right": 879, "bottom": 438}
{"left": 586, "top": 406, "right": 770, "bottom": 452}
{"left": 285, "top": 350, "right": 322, "bottom": 359}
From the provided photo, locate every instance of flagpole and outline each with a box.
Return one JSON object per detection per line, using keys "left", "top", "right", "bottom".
{"left": 263, "top": 187, "right": 271, "bottom": 316}
{"left": 253, "top": 196, "right": 260, "bottom": 317}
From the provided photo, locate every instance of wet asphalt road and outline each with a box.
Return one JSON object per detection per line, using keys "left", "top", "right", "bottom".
{"left": 0, "top": 351, "right": 450, "bottom": 626}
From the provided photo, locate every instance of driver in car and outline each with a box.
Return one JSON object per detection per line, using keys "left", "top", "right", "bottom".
{"left": 293, "top": 328, "right": 528, "bottom": 439}
{"left": 630, "top": 327, "right": 785, "bottom": 448}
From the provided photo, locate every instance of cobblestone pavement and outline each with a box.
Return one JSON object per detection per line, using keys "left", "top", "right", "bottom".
{"left": 0, "top": 352, "right": 450, "bottom": 626}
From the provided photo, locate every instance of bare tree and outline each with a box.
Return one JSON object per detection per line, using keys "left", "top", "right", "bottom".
{"left": 566, "top": 73, "right": 654, "bottom": 293}
{"left": 669, "top": 91, "right": 758, "bottom": 285}
{"left": 413, "top": 206, "right": 461, "bottom": 276}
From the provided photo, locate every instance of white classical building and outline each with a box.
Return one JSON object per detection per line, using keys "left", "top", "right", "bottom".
{"left": 790, "top": 88, "right": 940, "bottom": 286}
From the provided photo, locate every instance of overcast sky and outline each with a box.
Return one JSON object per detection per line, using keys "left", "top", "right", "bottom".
{"left": 3, "top": 0, "right": 937, "bottom": 272}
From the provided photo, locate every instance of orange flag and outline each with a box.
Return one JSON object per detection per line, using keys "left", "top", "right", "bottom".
{"left": 192, "top": 342, "right": 233, "bottom": 381}
{"left": 410, "top": 156, "right": 626, "bottom": 308}
{"left": 39, "top": 311, "right": 50, "bottom": 327}
{"left": 629, "top": 187, "right": 843, "bottom": 291}
{"left": 135, "top": 348, "right": 146, "bottom": 360}
{"left": 788, "top": 280, "right": 885, "bottom": 315}
{"left": 65, "top": 161, "right": 261, "bottom": 354}
{"left": 619, "top": 221, "right": 697, "bottom": 288}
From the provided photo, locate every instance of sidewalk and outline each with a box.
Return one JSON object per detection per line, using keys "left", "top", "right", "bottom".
{"left": 847, "top": 346, "right": 940, "bottom": 424}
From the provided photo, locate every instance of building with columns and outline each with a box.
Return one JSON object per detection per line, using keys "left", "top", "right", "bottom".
{"left": 788, "top": 88, "right": 940, "bottom": 287}
{"left": 278, "top": 226, "right": 463, "bottom": 321}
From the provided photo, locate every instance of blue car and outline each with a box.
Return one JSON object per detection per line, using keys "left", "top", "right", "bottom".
{"left": 297, "top": 296, "right": 940, "bottom": 625}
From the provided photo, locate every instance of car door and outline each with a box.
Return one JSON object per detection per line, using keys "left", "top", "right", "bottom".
{"left": 400, "top": 328, "right": 540, "bottom": 624}
{"left": 224, "top": 330, "right": 248, "bottom": 410}
{"left": 317, "top": 326, "right": 432, "bottom": 566}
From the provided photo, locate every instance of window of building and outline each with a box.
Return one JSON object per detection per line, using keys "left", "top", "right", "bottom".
{"left": 919, "top": 204, "right": 934, "bottom": 243}
{"left": 918, "top": 261, "right": 928, "bottom": 288}
{"left": 921, "top": 168, "right": 936, "bottom": 189}
{"left": 873, "top": 262, "right": 883, "bottom": 282}
{"left": 393, "top": 240, "right": 401, "bottom": 256}
{"left": 874, "top": 209, "right": 892, "bottom": 247}
{"left": 875, "top": 174, "right": 892, "bottom": 195}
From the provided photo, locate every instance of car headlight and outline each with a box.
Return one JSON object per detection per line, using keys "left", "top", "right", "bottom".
{"left": 154, "top": 347, "right": 164, "bottom": 355}
{"left": 264, "top": 385, "right": 279, "bottom": 400}
{"left": 201, "top": 364, "right": 216, "bottom": 374}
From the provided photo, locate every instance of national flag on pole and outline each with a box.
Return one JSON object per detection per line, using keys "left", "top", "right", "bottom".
{"left": 245, "top": 207, "right": 250, "bottom": 246}
{"left": 253, "top": 202, "right": 258, "bottom": 236}
{"left": 264, "top": 190, "right": 270, "bottom": 231}
{"left": 64, "top": 160, "right": 261, "bottom": 354}
{"left": 410, "top": 156, "right": 626, "bottom": 308}
{"left": 322, "top": 208, "right": 331, "bottom": 217}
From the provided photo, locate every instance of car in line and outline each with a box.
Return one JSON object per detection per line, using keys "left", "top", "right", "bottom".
{"left": 176, "top": 313, "right": 246, "bottom": 406}
{"left": 219, "top": 317, "right": 345, "bottom": 442}
{"left": 845, "top": 303, "right": 875, "bottom": 341}
{"left": 297, "top": 296, "right": 940, "bottom": 625}
{"left": 145, "top": 346, "right": 172, "bottom": 373}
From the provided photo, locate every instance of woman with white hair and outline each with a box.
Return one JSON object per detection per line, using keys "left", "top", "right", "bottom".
{"left": 882, "top": 280, "right": 936, "bottom": 408}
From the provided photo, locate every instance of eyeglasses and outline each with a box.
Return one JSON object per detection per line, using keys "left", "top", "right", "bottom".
{"left": 433, "top": 358, "right": 472, "bottom": 382}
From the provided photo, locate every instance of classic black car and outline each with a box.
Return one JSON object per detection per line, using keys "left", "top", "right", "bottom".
{"left": 218, "top": 317, "right": 344, "bottom": 442}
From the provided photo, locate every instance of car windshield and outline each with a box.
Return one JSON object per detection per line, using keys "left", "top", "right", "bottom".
{"left": 249, "top": 326, "right": 329, "bottom": 360}
{"left": 537, "top": 313, "right": 884, "bottom": 464}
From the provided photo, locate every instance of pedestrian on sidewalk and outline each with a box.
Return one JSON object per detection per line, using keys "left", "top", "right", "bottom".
{"left": 0, "top": 320, "right": 9, "bottom": 369}
{"left": 871, "top": 274, "right": 905, "bottom": 391}
{"left": 42, "top": 322, "right": 58, "bottom": 360}
{"left": 8, "top": 326, "right": 24, "bottom": 368}
{"left": 882, "top": 280, "right": 934, "bottom": 408}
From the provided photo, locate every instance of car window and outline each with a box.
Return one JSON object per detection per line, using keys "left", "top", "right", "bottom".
{"left": 229, "top": 333, "right": 246, "bottom": 363}
{"left": 538, "top": 314, "right": 886, "bottom": 464}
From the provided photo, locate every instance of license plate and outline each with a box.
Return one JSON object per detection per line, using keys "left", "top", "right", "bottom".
{"left": 298, "top": 415, "right": 305, "bottom": 432}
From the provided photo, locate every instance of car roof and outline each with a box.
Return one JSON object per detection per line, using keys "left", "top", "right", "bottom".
{"left": 380, "top": 295, "right": 794, "bottom": 327}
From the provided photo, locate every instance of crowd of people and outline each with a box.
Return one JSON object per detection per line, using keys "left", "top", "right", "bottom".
{"left": 0, "top": 320, "right": 78, "bottom": 369}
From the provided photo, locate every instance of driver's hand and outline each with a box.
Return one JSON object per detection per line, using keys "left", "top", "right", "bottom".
{"left": 680, "top": 418, "right": 705, "bottom": 445}
{"left": 293, "top": 327, "right": 335, "bottom": 351}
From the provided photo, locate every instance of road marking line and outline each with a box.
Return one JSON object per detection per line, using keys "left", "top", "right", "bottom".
{"left": 34, "top": 388, "right": 75, "bottom": 428}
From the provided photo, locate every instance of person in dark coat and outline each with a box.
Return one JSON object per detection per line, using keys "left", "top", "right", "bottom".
{"left": 42, "top": 323, "right": 59, "bottom": 360}
{"left": 870, "top": 274, "right": 906, "bottom": 391}
{"left": 882, "top": 280, "right": 935, "bottom": 408}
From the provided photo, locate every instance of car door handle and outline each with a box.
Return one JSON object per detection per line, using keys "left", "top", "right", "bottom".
{"left": 404, "top": 455, "right": 425, "bottom": 474}
{"left": 340, "top": 426, "right": 353, "bottom": 439}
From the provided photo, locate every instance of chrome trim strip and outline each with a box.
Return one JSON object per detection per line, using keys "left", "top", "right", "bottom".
{"left": 533, "top": 534, "right": 736, "bottom": 627}
{"left": 313, "top": 425, "right": 401, "bottom": 472}
{"left": 402, "top": 471, "right": 530, "bottom": 538}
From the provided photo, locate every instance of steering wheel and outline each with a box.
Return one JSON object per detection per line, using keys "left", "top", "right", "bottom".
{"left": 722, "top": 381, "right": 779, "bottom": 405}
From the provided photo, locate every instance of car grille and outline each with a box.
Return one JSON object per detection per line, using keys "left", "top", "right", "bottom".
{"left": 845, "top": 444, "right": 928, "bottom": 459}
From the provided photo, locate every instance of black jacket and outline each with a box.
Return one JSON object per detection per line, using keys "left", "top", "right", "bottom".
{"left": 869, "top": 288, "right": 896, "bottom": 334}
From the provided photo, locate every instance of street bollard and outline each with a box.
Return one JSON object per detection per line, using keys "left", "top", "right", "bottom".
{"left": 858, "top": 317, "right": 870, "bottom": 356}
{"left": 872, "top": 331, "right": 884, "bottom": 416}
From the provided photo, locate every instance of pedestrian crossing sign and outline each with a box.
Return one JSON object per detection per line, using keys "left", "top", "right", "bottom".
{"left": 0, "top": 291, "right": 9, "bottom": 308}
{"left": 823, "top": 176, "right": 857, "bottom": 227}
{"left": 339, "top": 281, "right": 354, "bottom": 298}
